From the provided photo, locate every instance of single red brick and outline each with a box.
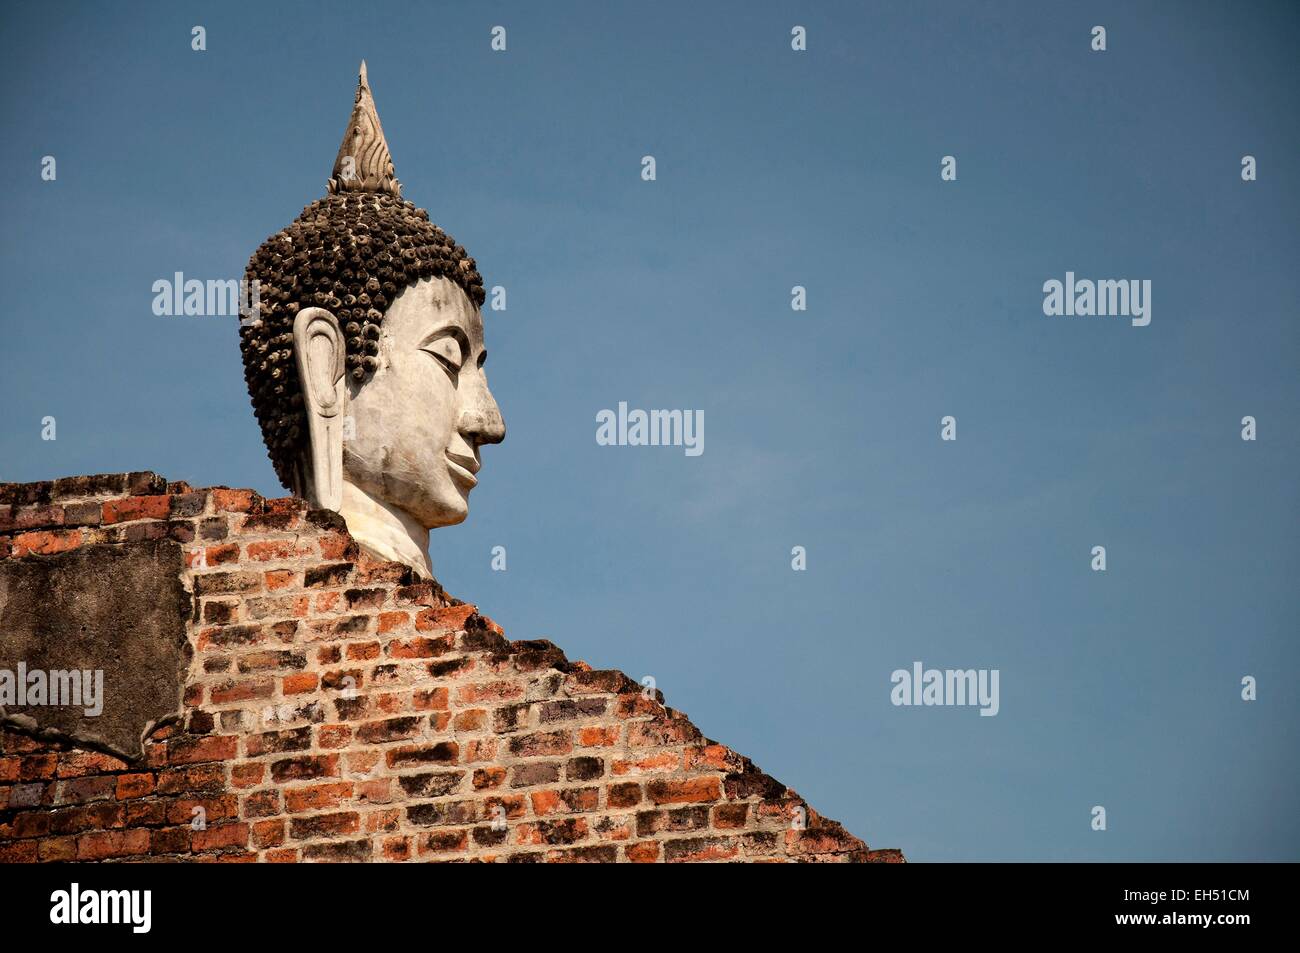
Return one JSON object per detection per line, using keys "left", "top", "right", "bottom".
{"left": 418, "top": 830, "right": 469, "bottom": 855}
{"left": 270, "top": 754, "right": 338, "bottom": 783}
{"left": 384, "top": 743, "right": 458, "bottom": 769}
{"left": 645, "top": 777, "right": 722, "bottom": 805}
{"left": 388, "top": 636, "right": 449, "bottom": 659}
{"left": 101, "top": 495, "right": 171, "bottom": 524}
{"left": 455, "top": 680, "right": 525, "bottom": 703}
{"left": 357, "top": 779, "right": 393, "bottom": 804}
{"left": 56, "top": 751, "right": 128, "bottom": 778}
{"left": 76, "top": 829, "right": 150, "bottom": 860}
{"left": 282, "top": 672, "right": 319, "bottom": 695}
{"left": 12, "top": 529, "right": 83, "bottom": 556}
{"left": 627, "top": 720, "right": 698, "bottom": 747}
{"left": 713, "top": 803, "right": 750, "bottom": 829}
{"left": 453, "top": 709, "right": 487, "bottom": 731}
{"left": 155, "top": 763, "right": 226, "bottom": 795}
{"left": 284, "top": 781, "right": 354, "bottom": 813}
{"left": 783, "top": 825, "right": 862, "bottom": 854}
{"left": 167, "top": 795, "right": 239, "bottom": 825}
{"left": 212, "top": 488, "right": 258, "bottom": 513}
{"left": 265, "top": 570, "right": 296, "bottom": 591}
{"left": 289, "top": 811, "right": 360, "bottom": 838}
{"left": 126, "top": 801, "right": 169, "bottom": 826}
{"left": 205, "top": 543, "right": 240, "bottom": 565}
{"left": 210, "top": 679, "right": 274, "bottom": 704}
{"left": 664, "top": 835, "right": 740, "bottom": 862}
{"left": 38, "top": 836, "right": 78, "bottom": 862}
{"left": 382, "top": 836, "right": 412, "bottom": 861}
{"left": 377, "top": 611, "right": 408, "bottom": 633}
{"left": 546, "top": 845, "right": 618, "bottom": 863}
{"left": 473, "top": 767, "right": 507, "bottom": 790}
{"left": 356, "top": 717, "right": 422, "bottom": 744}
{"left": 13, "top": 811, "right": 53, "bottom": 837}
{"left": 345, "top": 588, "right": 386, "bottom": 610}
{"left": 192, "top": 822, "right": 250, "bottom": 851}
{"left": 148, "top": 725, "right": 175, "bottom": 742}
{"left": 318, "top": 532, "right": 353, "bottom": 560}
{"left": 594, "top": 817, "right": 632, "bottom": 842}
{"left": 242, "top": 789, "right": 281, "bottom": 818}
{"left": 115, "top": 773, "right": 155, "bottom": 800}
{"left": 231, "top": 762, "right": 265, "bottom": 789}
{"left": 414, "top": 687, "right": 449, "bottom": 711}
{"left": 348, "top": 751, "right": 382, "bottom": 774}
{"left": 247, "top": 540, "right": 296, "bottom": 561}
{"left": 607, "top": 782, "right": 642, "bottom": 809}
{"left": 624, "top": 841, "right": 660, "bottom": 863}
{"left": 59, "top": 775, "right": 116, "bottom": 804}
{"left": 612, "top": 752, "right": 679, "bottom": 775}
{"left": 358, "top": 810, "right": 396, "bottom": 836}
{"left": 615, "top": 694, "right": 662, "bottom": 718}
{"left": 530, "top": 790, "right": 561, "bottom": 816}
{"left": 578, "top": 726, "right": 620, "bottom": 747}
{"left": 463, "top": 739, "right": 497, "bottom": 763}
{"left": 317, "top": 724, "right": 352, "bottom": 749}
{"left": 867, "top": 848, "right": 905, "bottom": 863}
{"left": 20, "top": 753, "right": 58, "bottom": 780}
{"left": 203, "top": 599, "right": 239, "bottom": 624}
{"left": 167, "top": 734, "right": 238, "bottom": 766}
{"left": 0, "top": 841, "right": 38, "bottom": 863}
{"left": 4, "top": 503, "right": 63, "bottom": 532}
{"left": 566, "top": 669, "right": 636, "bottom": 695}
{"left": 508, "top": 730, "right": 572, "bottom": 759}
{"left": 150, "top": 827, "right": 192, "bottom": 854}
{"left": 684, "top": 744, "right": 734, "bottom": 771}
{"left": 251, "top": 819, "right": 285, "bottom": 848}
{"left": 414, "top": 603, "right": 476, "bottom": 632}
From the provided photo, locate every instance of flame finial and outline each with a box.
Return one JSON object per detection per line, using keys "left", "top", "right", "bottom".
{"left": 328, "top": 60, "right": 402, "bottom": 198}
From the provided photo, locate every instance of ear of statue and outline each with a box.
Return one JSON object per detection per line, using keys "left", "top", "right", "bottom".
{"left": 292, "top": 307, "right": 347, "bottom": 510}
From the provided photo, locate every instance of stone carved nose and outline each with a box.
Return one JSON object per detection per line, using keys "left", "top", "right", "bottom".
{"left": 459, "top": 375, "right": 505, "bottom": 447}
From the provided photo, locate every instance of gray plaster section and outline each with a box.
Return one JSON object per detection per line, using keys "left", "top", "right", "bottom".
{"left": 0, "top": 540, "right": 189, "bottom": 761}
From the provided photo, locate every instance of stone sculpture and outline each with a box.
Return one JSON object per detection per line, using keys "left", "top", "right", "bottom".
{"left": 240, "top": 62, "right": 505, "bottom": 578}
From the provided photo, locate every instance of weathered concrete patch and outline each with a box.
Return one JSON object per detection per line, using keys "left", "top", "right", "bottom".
{"left": 0, "top": 540, "right": 188, "bottom": 760}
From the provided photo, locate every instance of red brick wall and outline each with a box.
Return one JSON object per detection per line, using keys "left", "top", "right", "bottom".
{"left": 0, "top": 473, "right": 901, "bottom": 863}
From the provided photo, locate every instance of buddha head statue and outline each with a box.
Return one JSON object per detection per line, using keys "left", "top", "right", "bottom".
{"left": 240, "top": 62, "right": 505, "bottom": 577}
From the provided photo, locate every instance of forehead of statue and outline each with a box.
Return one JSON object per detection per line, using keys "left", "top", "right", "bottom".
{"left": 382, "top": 275, "right": 482, "bottom": 344}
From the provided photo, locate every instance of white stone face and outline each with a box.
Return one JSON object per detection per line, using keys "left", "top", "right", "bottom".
{"left": 293, "top": 274, "right": 504, "bottom": 576}
{"left": 343, "top": 275, "right": 504, "bottom": 531}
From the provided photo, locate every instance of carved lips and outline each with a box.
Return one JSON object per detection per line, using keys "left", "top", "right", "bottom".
{"left": 445, "top": 450, "right": 480, "bottom": 489}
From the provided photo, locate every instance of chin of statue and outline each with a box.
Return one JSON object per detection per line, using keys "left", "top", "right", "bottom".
{"left": 341, "top": 461, "right": 469, "bottom": 531}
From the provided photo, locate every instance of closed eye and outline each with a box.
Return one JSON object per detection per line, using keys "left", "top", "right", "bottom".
{"left": 419, "top": 330, "right": 467, "bottom": 380}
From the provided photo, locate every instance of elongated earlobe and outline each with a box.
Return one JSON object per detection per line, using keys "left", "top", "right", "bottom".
{"left": 293, "top": 307, "right": 347, "bottom": 509}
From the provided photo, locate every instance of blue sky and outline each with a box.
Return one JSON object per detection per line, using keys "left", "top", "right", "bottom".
{"left": 2, "top": 0, "right": 1297, "bottom": 860}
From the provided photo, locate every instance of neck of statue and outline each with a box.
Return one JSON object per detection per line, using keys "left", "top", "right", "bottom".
{"left": 336, "top": 480, "right": 432, "bottom": 579}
